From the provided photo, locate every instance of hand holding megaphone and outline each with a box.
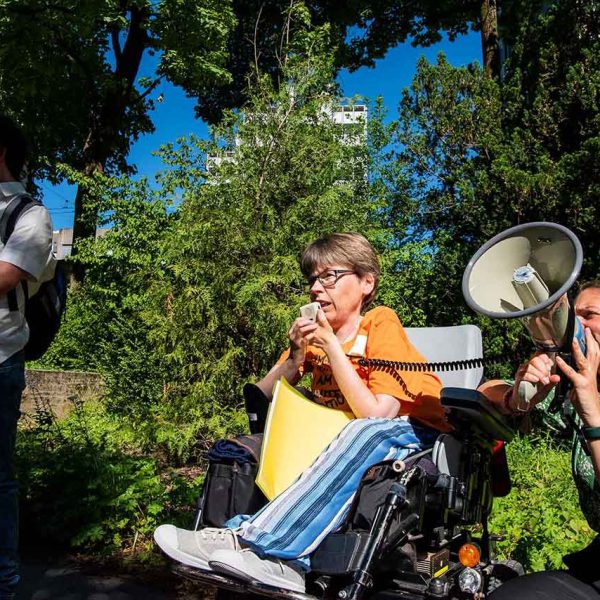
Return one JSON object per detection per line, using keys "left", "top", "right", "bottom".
{"left": 462, "top": 222, "right": 585, "bottom": 414}
{"left": 513, "top": 352, "right": 561, "bottom": 412}
{"left": 517, "top": 380, "right": 538, "bottom": 408}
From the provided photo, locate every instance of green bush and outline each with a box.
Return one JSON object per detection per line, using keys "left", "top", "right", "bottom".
{"left": 16, "top": 397, "right": 201, "bottom": 557}
{"left": 490, "top": 433, "right": 595, "bottom": 572}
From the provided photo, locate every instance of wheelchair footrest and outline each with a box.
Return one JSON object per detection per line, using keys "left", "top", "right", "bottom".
{"left": 173, "top": 564, "right": 319, "bottom": 600}
{"left": 311, "top": 532, "right": 371, "bottom": 575}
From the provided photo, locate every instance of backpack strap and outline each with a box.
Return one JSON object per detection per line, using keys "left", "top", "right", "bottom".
{"left": 0, "top": 193, "right": 42, "bottom": 311}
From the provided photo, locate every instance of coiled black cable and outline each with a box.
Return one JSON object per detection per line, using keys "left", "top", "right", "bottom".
{"left": 357, "top": 356, "right": 497, "bottom": 372}
{"left": 356, "top": 356, "right": 498, "bottom": 401}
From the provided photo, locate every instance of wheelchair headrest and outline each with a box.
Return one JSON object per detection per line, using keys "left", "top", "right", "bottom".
{"left": 405, "top": 325, "right": 484, "bottom": 389}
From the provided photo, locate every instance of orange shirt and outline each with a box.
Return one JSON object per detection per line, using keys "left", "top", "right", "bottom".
{"left": 277, "top": 306, "right": 449, "bottom": 431}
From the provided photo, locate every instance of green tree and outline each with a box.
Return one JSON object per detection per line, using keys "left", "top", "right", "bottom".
{"left": 0, "top": 0, "right": 234, "bottom": 274}
{"left": 41, "top": 168, "right": 174, "bottom": 431}
{"left": 499, "top": 0, "right": 600, "bottom": 269}
{"left": 384, "top": 0, "right": 600, "bottom": 370}
{"left": 0, "top": 0, "right": 513, "bottom": 277}
{"left": 198, "top": 0, "right": 518, "bottom": 124}
{"left": 60, "top": 10, "right": 432, "bottom": 458}
{"left": 147, "top": 23, "right": 379, "bottom": 456}
{"left": 38, "top": 13, "right": 365, "bottom": 456}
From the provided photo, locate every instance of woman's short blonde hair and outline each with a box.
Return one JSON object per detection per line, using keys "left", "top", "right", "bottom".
{"left": 300, "top": 232, "right": 380, "bottom": 309}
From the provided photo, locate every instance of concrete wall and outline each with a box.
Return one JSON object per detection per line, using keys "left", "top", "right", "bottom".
{"left": 21, "top": 369, "right": 103, "bottom": 420}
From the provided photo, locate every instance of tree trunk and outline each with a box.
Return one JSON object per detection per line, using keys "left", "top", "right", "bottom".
{"left": 480, "top": 0, "right": 500, "bottom": 78}
{"left": 70, "top": 4, "right": 149, "bottom": 283}
{"left": 70, "top": 160, "right": 103, "bottom": 283}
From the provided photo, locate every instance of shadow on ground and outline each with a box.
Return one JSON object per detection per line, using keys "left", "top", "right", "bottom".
{"left": 18, "top": 559, "right": 214, "bottom": 600}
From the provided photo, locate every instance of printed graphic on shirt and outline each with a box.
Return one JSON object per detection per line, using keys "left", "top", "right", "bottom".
{"left": 303, "top": 350, "right": 349, "bottom": 409}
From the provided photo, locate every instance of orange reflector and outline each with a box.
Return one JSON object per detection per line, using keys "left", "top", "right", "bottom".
{"left": 459, "top": 543, "right": 481, "bottom": 568}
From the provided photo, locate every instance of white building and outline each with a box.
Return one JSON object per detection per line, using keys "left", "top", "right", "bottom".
{"left": 52, "top": 227, "right": 109, "bottom": 259}
{"left": 205, "top": 101, "right": 368, "bottom": 173}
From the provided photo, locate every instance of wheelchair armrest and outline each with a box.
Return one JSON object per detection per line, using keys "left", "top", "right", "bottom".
{"left": 441, "top": 388, "right": 514, "bottom": 442}
{"left": 243, "top": 383, "right": 270, "bottom": 434}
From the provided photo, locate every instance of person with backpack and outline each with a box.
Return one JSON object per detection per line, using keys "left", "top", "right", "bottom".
{"left": 0, "top": 115, "right": 53, "bottom": 600}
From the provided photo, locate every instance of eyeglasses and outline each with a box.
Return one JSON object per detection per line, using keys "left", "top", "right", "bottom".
{"left": 307, "top": 269, "right": 355, "bottom": 289}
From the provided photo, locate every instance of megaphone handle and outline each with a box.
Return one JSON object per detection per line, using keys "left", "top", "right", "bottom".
{"left": 517, "top": 380, "right": 538, "bottom": 411}
{"left": 548, "top": 352, "right": 572, "bottom": 413}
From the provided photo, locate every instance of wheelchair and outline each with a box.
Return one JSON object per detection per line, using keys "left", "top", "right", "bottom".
{"left": 174, "top": 325, "right": 523, "bottom": 600}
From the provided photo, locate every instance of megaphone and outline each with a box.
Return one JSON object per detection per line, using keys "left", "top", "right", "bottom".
{"left": 462, "top": 222, "right": 584, "bottom": 410}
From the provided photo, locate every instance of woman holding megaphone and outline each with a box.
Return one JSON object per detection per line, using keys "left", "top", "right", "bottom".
{"left": 484, "top": 281, "right": 600, "bottom": 599}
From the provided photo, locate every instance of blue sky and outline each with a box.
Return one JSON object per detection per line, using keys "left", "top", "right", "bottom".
{"left": 42, "top": 31, "right": 482, "bottom": 230}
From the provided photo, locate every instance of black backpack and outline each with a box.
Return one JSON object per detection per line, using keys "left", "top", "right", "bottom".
{"left": 0, "top": 193, "right": 67, "bottom": 361}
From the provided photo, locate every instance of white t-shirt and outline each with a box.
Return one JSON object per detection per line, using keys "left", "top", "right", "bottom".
{"left": 0, "top": 181, "right": 53, "bottom": 363}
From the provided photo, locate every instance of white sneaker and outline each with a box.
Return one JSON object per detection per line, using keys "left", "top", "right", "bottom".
{"left": 209, "top": 548, "right": 306, "bottom": 593}
{"left": 154, "top": 524, "right": 240, "bottom": 570}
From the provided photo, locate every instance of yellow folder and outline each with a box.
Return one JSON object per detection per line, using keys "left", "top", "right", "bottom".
{"left": 256, "top": 377, "right": 354, "bottom": 500}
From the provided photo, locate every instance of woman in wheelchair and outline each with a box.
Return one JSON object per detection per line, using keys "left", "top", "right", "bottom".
{"left": 154, "top": 232, "right": 450, "bottom": 593}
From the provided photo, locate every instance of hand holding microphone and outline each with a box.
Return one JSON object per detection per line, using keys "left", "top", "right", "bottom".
{"left": 288, "top": 304, "right": 320, "bottom": 366}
